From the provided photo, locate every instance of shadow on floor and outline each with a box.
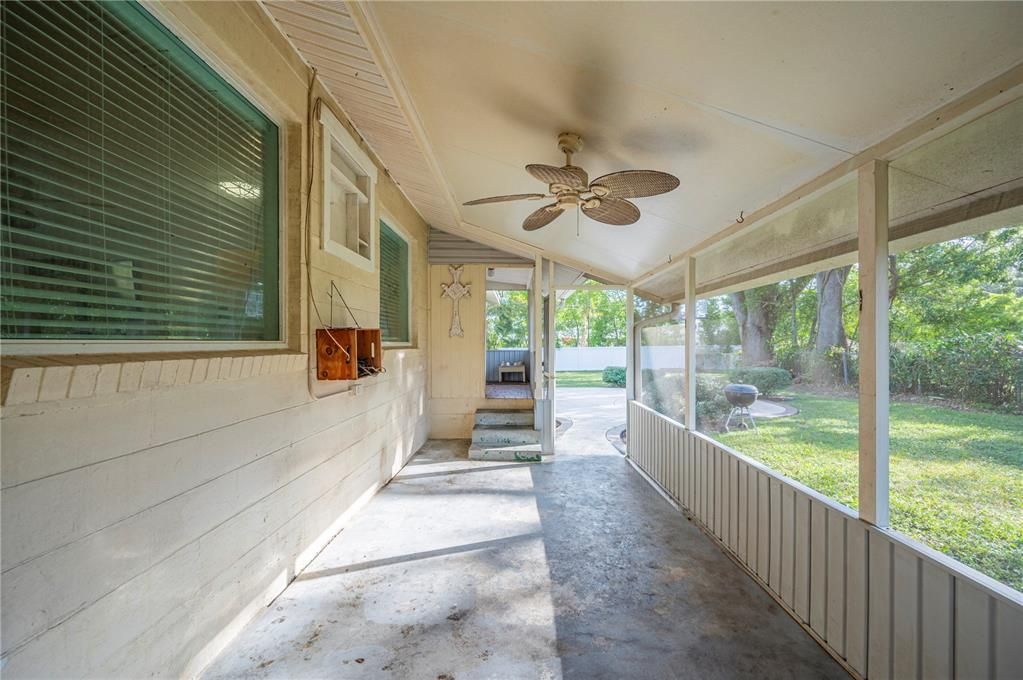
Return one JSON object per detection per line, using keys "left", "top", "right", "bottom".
{"left": 200, "top": 440, "right": 847, "bottom": 680}
{"left": 528, "top": 451, "right": 847, "bottom": 679}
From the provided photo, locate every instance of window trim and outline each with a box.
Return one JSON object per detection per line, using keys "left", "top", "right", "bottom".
{"left": 1, "top": 1, "right": 288, "bottom": 356}
{"left": 320, "top": 106, "right": 378, "bottom": 273}
{"left": 379, "top": 213, "right": 413, "bottom": 348}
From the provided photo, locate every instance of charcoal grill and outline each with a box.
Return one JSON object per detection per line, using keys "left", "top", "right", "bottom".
{"left": 723, "top": 383, "right": 759, "bottom": 432}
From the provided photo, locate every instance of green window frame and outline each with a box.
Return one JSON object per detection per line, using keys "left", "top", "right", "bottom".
{"left": 0, "top": 0, "right": 280, "bottom": 349}
{"left": 379, "top": 220, "right": 410, "bottom": 344}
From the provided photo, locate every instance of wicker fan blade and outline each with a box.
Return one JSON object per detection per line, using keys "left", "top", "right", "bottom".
{"left": 582, "top": 197, "right": 640, "bottom": 226}
{"left": 525, "top": 164, "right": 588, "bottom": 189}
{"left": 463, "top": 193, "right": 547, "bottom": 206}
{"left": 590, "top": 170, "right": 680, "bottom": 198}
{"left": 523, "top": 203, "right": 564, "bottom": 231}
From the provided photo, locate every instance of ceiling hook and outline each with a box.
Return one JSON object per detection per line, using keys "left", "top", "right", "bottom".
{"left": 736, "top": 210, "right": 745, "bottom": 224}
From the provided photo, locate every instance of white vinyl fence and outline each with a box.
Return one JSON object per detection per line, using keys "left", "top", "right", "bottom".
{"left": 556, "top": 346, "right": 627, "bottom": 370}
{"left": 627, "top": 400, "right": 1023, "bottom": 680}
{"left": 553, "top": 346, "right": 685, "bottom": 371}
{"left": 550, "top": 346, "right": 740, "bottom": 372}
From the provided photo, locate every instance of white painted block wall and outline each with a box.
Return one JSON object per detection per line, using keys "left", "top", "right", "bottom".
{"left": 0, "top": 351, "right": 428, "bottom": 678}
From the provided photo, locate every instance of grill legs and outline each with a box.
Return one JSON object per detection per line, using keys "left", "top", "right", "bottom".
{"left": 724, "top": 406, "right": 758, "bottom": 432}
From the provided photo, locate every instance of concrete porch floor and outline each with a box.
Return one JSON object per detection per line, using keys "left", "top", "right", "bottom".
{"left": 202, "top": 394, "right": 847, "bottom": 679}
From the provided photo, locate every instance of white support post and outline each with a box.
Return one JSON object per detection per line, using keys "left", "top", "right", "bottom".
{"left": 532, "top": 255, "right": 543, "bottom": 430}
{"left": 539, "top": 258, "right": 557, "bottom": 454}
{"left": 857, "top": 160, "right": 890, "bottom": 527}
{"left": 684, "top": 257, "right": 697, "bottom": 430}
{"left": 625, "top": 287, "right": 635, "bottom": 404}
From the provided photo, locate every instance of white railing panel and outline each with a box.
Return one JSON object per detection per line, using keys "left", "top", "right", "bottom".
{"left": 868, "top": 530, "right": 893, "bottom": 680}
{"left": 846, "top": 522, "right": 869, "bottom": 676}
{"left": 827, "top": 509, "right": 848, "bottom": 657}
{"left": 626, "top": 400, "right": 1023, "bottom": 680}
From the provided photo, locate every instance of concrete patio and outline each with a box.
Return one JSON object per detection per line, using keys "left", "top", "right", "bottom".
{"left": 201, "top": 391, "right": 845, "bottom": 679}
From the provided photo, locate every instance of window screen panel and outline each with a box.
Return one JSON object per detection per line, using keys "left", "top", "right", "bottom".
{"left": 0, "top": 0, "right": 280, "bottom": 341}
{"left": 379, "top": 222, "right": 409, "bottom": 343}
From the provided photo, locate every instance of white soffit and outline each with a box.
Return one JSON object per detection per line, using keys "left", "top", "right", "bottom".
{"left": 261, "top": 0, "right": 460, "bottom": 233}
{"left": 368, "top": 1, "right": 1023, "bottom": 282}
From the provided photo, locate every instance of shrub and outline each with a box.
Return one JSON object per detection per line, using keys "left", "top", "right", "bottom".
{"left": 640, "top": 369, "right": 684, "bottom": 422}
{"left": 890, "top": 333, "right": 1023, "bottom": 410}
{"left": 602, "top": 365, "right": 627, "bottom": 387}
{"left": 727, "top": 366, "right": 793, "bottom": 396}
{"left": 695, "top": 374, "right": 731, "bottom": 431}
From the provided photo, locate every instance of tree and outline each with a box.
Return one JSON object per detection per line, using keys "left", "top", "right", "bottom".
{"left": 557, "top": 289, "right": 627, "bottom": 347}
{"left": 699, "top": 296, "right": 740, "bottom": 347}
{"left": 731, "top": 284, "right": 784, "bottom": 364}
{"left": 813, "top": 267, "right": 851, "bottom": 352}
{"left": 486, "top": 291, "right": 528, "bottom": 348}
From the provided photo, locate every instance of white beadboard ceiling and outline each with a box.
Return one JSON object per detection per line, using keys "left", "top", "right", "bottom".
{"left": 263, "top": 1, "right": 1023, "bottom": 299}
{"left": 262, "top": 0, "right": 460, "bottom": 235}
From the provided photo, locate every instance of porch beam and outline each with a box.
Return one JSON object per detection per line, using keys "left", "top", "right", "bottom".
{"left": 555, "top": 284, "right": 628, "bottom": 291}
{"left": 857, "top": 160, "right": 890, "bottom": 527}
{"left": 693, "top": 180, "right": 1023, "bottom": 299}
{"left": 629, "top": 63, "right": 1023, "bottom": 291}
{"left": 684, "top": 257, "right": 697, "bottom": 430}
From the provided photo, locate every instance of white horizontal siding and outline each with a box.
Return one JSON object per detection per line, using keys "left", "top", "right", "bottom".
{"left": 1, "top": 352, "right": 428, "bottom": 678}
{"left": 626, "top": 400, "right": 1023, "bottom": 680}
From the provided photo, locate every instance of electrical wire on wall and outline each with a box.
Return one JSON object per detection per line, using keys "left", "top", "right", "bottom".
{"left": 304, "top": 67, "right": 350, "bottom": 361}
{"left": 303, "top": 67, "right": 386, "bottom": 381}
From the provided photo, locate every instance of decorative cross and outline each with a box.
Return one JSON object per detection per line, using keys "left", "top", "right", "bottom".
{"left": 440, "top": 264, "right": 471, "bottom": 337}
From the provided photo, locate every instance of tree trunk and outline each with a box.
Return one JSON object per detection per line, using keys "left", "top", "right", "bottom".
{"left": 814, "top": 266, "right": 851, "bottom": 353}
{"left": 731, "top": 289, "right": 779, "bottom": 364}
{"left": 812, "top": 266, "right": 852, "bottom": 383}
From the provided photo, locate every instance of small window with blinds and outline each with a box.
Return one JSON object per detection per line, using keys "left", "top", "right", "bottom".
{"left": 379, "top": 220, "right": 410, "bottom": 345}
{"left": 0, "top": 0, "right": 280, "bottom": 348}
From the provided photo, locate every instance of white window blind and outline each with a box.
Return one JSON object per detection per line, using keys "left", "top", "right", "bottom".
{"left": 0, "top": 0, "right": 280, "bottom": 342}
{"left": 379, "top": 221, "right": 410, "bottom": 344}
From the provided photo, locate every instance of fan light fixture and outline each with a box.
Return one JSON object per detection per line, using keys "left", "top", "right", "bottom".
{"left": 463, "top": 132, "right": 679, "bottom": 231}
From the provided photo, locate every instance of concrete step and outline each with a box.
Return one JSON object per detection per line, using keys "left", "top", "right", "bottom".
{"left": 474, "top": 409, "right": 533, "bottom": 427}
{"left": 471, "top": 424, "right": 541, "bottom": 446}
{"left": 468, "top": 443, "right": 544, "bottom": 462}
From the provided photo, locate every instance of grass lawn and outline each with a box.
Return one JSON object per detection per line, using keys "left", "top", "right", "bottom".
{"left": 714, "top": 390, "right": 1023, "bottom": 592}
{"left": 556, "top": 371, "right": 614, "bottom": 388}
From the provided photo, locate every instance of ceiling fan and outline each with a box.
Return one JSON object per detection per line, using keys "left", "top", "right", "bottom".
{"left": 463, "top": 132, "right": 680, "bottom": 231}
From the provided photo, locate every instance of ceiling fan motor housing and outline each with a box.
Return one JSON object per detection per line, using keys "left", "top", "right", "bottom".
{"left": 557, "top": 132, "right": 583, "bottom": 157}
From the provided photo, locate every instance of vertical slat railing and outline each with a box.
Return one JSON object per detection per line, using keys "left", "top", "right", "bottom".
{"left": 626, "top": 399, "right": 1023, "bottom": 680}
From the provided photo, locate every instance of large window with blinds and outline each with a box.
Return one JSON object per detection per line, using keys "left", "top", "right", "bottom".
{"left": 379, "top": 220, "right": 410, "bottom": 345}
{"left": 0, "top": 0, "right": 280, "bottom": 348}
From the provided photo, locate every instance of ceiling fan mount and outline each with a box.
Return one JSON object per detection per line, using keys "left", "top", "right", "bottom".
{"left": 463, "top": 132, "right": 679, "bottom": 231}
{"left": 557, "top": 131, "right": 583, "bottom": 158}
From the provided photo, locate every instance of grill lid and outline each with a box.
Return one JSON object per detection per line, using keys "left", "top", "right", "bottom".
{"left": 724, "top": 383, "right": 759, "bottom": 407}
